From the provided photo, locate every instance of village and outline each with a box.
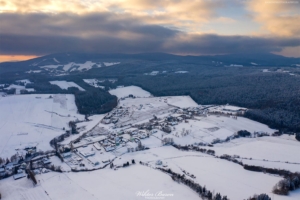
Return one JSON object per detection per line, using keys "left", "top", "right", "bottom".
{"left": 0, "top": 94, "right": 268, "bottom": 180}
{"left": 0, "top": 90, "right": 299, "bottom": 200}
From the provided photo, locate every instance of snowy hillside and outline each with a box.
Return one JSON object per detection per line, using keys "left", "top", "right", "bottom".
{"left": 0, "top": 94, "right": 84, "bottom": 158}
{"left": 0, "top": 90, "right": 299, "bottom": 200}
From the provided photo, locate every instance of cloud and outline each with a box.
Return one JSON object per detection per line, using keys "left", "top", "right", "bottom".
{"left": 0, "top": 12, "right": 299, "bottom": 56}
{"left": 247, "top": 0, "right": 300, "bottom": 36}
{"left": 0, "top": 0, "right": 224, "bottom": 32}
{"left": 0, "top": 1, "right": 299, "bottom": 57}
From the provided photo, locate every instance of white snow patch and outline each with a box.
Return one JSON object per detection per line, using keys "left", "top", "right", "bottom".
{"left": 16, "top": 79, "right": 32, "bottom": 85}
{"left": 109, "top": 86, "right": 151, "bottom": 99}
{"left": 165, "top": 96, "right": 198, "bottom": 108}
{"left": 53, "top": 58, "right": 60, "bottom": 63}
{"left": 50, "top": 81, "right": 85, "bottom": 91}
{"left": 77, "top": 61, "right": 100, "bottom": 71}
{"left": 4, "top": 84, "right": 35, "bottom": 94}
{"left": 40, "top": 64, "right": 60, "bottom": 69}
{"left": 230, "top": 64, "right": 243, "bottom": 67}
{"left": 40, "top": 61, "right": 101, "bottom": 72}
{"left": 63, "top": 62, "right": 75, "bottom": 71}
{"left": 103, "top": 62, "right": 120, "bottom": 66}
{"left": 26, "top": 70, "right": 41, "bottom": 73}
{"left": 83, "top": 79, "right": 105, "bottom": 89}
{"left": 175, "top": 71, "right": 188, "bottom": 73}
{"left": 144, "top": 71, "right": 159, "bottom": 75}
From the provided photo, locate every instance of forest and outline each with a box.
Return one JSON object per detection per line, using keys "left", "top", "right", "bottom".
{"left": 0, "top": 54, "right": 299, "bottom": 133}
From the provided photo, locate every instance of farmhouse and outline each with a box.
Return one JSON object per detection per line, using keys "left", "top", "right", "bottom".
{"left": 79, "top": 151, "right": 95, "bottom": 158}
{"left": 62, "top": 152, "right": 72, "bottom": 158}
{"left": 156, "top": 160, "right": 162, "bottom": 165}
{"left": 0, "top": 167, "right": 5, "bottom": 177}
{"left": 88, "top": 157, "right": 99, "bottom": 166}
{"left": 104, "top": 146, "right": 116, "bottom": 152}
{"left": 42, "top": 158, "right": 51, "bottom": 165}
{"left": 13, "top": 169, "right": 26, "bottom": 180}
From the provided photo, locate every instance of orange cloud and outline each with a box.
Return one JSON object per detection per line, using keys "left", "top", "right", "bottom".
{"left": 0, "top": 55, "right": 38, "bottom": 62}
{"left": 247, "top": 0, "right": 300, "bottom": 36}
{"left": 0, "top": 0, "right": 223, "bottom": 32}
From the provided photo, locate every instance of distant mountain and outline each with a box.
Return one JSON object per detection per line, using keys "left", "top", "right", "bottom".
{"left": 0, "top": 52, "right": 299, "bottom": 74}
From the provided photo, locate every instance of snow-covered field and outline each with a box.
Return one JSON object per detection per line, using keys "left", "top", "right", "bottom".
{"left": 3, "top": 79, "right": 35, "bottom": 94}
{"left": 144, "top": 71, "right": 159, "bottom": 75}
{"left": 175, "top": 71, "right": 188, "bottom": 73}
{"left": 83, "top": 79, "right": 105, "bottom": 89}
{"left": 40, "top": 61, "right": 101, "bottom": 72}
{"left": 0, "top": 164, "right": 199, "bottom": 200}
{"left": 109, "top": 86, "right": 152, "bottom": 98}
{"left": 50, "top": 81, "right": 85, "bottom": 91}
{"left": 26, "top": 70, "right": 42, "bottom": 73}
{"left": 165, "top": 96, "right": 198, "bottom": 108}
{"left": 168, "top": 156, "right": 299, "bottom": 200}
{"left": 103, "top": 62, "right": 120, "bottom": 66}
{"left": 1, "top": 88, "right": 300, "bottom": 200}
{"left": 0, "top": 94, "right": 84, "bottom": 158}
{"left": 4, "top": 84, "right": 35, "bottom": 94}
{"left": 207, "top": 135, "right": 300, "bottom": 164}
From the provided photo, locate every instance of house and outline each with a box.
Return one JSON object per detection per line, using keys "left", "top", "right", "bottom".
{"left": 162, "top": 126, "right": 172, "bottom": 133}
{"left": 24, "top": 145, "right": 36, "bottom": 151}
{"left": 156, "top": 160, "right": 162, "bottom": 165}
{"left": 41, "top": 168, "right": 50, "bottom": 173}
{"left": 62, "top": 152, "right": 72, "bottom": 158}
{"left": 5, "top": 163, "right": 15, "bottom": 171}
{"left": 151, "top": 130, "right": 157, "bottom": 134}
{"left": 115, "top": 137, "right": 122, "bottom": 144}
{"left": 20, "top": 163, "right": 27, "bottom": 169}
{"left": 79, "top": 151, "right": 95, "bottom": 158}
{"left": 102, "top": 159, "right": 110, "bottom": 164}
{"left": 13, "top": 169, "right": 26, "bottom": 180}
{"left": 0, "top": 167, "right": 5, "bottom": 176}
{"left": 104, "top": 146, "right": 116, "bottom": 152}
{"left": 170, "top": 122, "right": 178, "bottom": 126}
{"left": 88, "top": 157, "right": 99, "bottom": 166}
{"left": 33, "top": 169, "right": 41, "bottom": 175}
{"left": 42, "top": 158, "right": 51, "bottom": 165}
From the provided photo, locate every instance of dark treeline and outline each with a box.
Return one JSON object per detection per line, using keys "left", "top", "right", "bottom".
{"left": 244, "top": 165, "right": 300, "bottom": 195}
{"left": 153, "top": 166, "right": 229, "bottom": 200}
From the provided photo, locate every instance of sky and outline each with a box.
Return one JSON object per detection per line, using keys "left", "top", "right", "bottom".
{"left": 0, "top": 0, "right": 299, "bottom": 62}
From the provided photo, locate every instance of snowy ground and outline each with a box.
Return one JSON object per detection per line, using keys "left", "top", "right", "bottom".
{"left": 83, "top": 79, "right": 105, "bottom": 89}
{"left": 1, "top": 89, "right": 300, "bottom": 199}
{"left": 165, "top": 96, "right": 198, "bottom": 108}
{"left": 103, "top": 62, "right": 120, "bottom": 66}
{"left": 3, "top": 79, "right": 35, "bottom": 94}
{"left": 207, "top": 135, "right": 300, "bottom": 164}
{"left": 0, "top": 164, "right": 199, "bottom": 200}
{"left": 40, "top": 61, "right": 101, "bottom": 72}
{"left": 0, "top": 94, "right": 84, "bottom": 158}
{"left": 109, "top": 86, "right": 152, "bottom": 99}
{"left": 50, "top": 81, "right": 85, "bottom": 91}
